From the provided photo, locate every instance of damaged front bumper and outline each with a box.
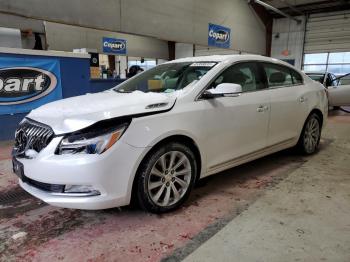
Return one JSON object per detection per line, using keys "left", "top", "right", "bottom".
{"left": 15, "top": 136, "right": 147, "bottom": 210}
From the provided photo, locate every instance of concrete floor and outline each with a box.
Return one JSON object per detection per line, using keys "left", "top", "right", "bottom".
{"left": 0, "top": 110, "right": 349, "bottom": 262}
{"left": 184, "top": 112, "right": 350, "bottom": 262}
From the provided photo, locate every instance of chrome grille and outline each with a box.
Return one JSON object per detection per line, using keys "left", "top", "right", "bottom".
{"left": 13, "top": 119, "right": 54, "bottom": 157}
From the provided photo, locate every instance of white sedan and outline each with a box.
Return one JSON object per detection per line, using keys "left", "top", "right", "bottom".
{"left": 13, "top": 55, "right": 328, "bottom": 213}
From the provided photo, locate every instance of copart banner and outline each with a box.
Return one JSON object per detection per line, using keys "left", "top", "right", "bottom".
{"left": 0, "top": 57, "right": 62, "bottom": 115}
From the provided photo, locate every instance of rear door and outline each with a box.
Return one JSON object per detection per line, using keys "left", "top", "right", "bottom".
{"left": 261, "top": 63, "right": 308, "bottom": 147}
{"left": 328, "top": 73, "right": 350, "bottom": 106}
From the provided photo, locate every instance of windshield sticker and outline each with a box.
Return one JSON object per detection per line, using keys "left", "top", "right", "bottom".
{"left": 190, "top": 62, "right": 216, "bottom": 67}
{"left": 164, "top": 89, "right": 175, "bottom": 93}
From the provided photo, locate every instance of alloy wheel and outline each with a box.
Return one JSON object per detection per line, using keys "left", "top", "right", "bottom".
{"left": 147, "top": 151, "right": 192, "bottom": 207}
{"left": 303, "top": 117, "right": 320, "bottom": 153}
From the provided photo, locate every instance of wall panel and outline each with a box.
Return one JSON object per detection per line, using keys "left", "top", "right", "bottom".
{"left": 45, "top": 22, "right": 169, "bottom": 59}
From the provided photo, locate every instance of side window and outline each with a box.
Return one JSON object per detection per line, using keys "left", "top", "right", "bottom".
{"left": 263, "top": 63, "right": 293, "bottom": 88}
{"left": 211, "top": 62, "right": 265, "bottom": 92}
{"left": 290, "top": 69, "right": 303, "bottom": 85}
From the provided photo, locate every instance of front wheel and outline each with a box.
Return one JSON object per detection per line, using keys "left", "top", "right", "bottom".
{"left": 136, "top": 142, "right": 197, "bottom": 213}
{"left": 297, "top": 113, "right": 321, "bottom": 155}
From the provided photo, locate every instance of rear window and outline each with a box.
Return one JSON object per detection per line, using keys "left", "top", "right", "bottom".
{"left": 262, "top": 63, "right": 293, "bottom": 88}
{"left": 290, "top": 69, "right": 303, "bottom": 84}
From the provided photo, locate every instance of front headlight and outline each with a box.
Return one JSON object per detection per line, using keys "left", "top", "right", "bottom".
{"left": 57, "top": 124, "right": 127, "bottom": 155}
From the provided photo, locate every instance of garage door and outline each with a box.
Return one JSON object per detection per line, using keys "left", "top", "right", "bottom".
{"left": 304, "top": 10, "right": 350, "bottom": 54}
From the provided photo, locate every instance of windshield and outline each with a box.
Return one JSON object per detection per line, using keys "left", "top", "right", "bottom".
{"left": 307, "top": 73, "right": 325, "bottom": 83}
{"left": 114, "top": 62, "right": 217, "bottom": 93}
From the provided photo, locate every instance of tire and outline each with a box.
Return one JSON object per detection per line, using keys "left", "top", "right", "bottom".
{"left": 136, "top": 142, "right": 197, "bottom": 213}
{"left": 297, "top": 113, "right": 321, "bottom": 155}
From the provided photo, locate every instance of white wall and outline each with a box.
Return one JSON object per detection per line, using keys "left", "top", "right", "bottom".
{"left": 271, "top": 17, "right": 306, "bottom": 69}
{"left": 0, "top": 0, "right": 122, "bottom": 32}
{"left": 0, "top": 27, "right": 21, "bottom": 48}
{"left": 44, "top": 22, "right": 169, "bottom": 59}
{"left": 0, "top": 0, "right": 267, "bottom": 55}
{"left": 157, "top": 59, "right": 168, "bottom": 64}
{"left": 0, "top": 13, "right": 45, "bottom": 33}
{"left": 115, "top": 56, "right": 127, "bottom": 78}
{"left": 175, "top": 43, "right": 193, "bottom": 59}
{"left": 120, "top": 0, "right": 266, "bottom": 54}
{"left": 0, "top": 13, "right": 46, "bottom": 49}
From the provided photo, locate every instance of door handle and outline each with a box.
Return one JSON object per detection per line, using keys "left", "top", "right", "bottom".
{"left": 257, "top": 105, "right": 269, "bottom": 112}
{"left": 299, "top": 96, "right": 307, "bottom": 103}
{"left": 257, "top": 105, "right": 265, "bottom": 112}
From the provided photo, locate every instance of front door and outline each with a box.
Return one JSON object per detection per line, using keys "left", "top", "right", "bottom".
{"left": 198, "top": 62, "right": 270, "bottom": 174}
{"left": 328, "top": 73, "right": 350, "bottom": 107}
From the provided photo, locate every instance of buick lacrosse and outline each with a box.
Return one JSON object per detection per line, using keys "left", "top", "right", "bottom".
{"left": 12, "top": 55, "right": 328, "bottom": 213}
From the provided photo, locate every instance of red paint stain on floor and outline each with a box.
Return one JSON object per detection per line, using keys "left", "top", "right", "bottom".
{"left": 4, "top": 111, "right": 348, "bottom": 262}
{"left": 0, "top": 148, "right": 306, "bottom": 262}
{"left": 0, "top": 143, "right": 12, "bottom": 161}
{"left": 0, "top": 112, "right": 347, "bottom": 262}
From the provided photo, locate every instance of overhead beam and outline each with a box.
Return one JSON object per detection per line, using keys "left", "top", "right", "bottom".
{"left": 248, "top": 0, "right": 302, "bottom": 24}
{"left": 279, "top": 0, "right": 350, "bottom": 16}
{"left": 276, "top": 0, "right": 304, "bottom": 15}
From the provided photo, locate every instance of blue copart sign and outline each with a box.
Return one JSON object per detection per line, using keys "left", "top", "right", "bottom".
{"left": 208, "top": 23, "right": 231, "bottom": 49}
{"left": 102, "top": 37, "right": 127, "bottom": 55}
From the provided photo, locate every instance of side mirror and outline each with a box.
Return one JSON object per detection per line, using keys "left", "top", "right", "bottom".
{"left": 202, "top": 83, "right": 242, "bottom": 98}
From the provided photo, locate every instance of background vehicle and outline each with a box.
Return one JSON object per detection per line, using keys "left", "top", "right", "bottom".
{"left": 306, "top": 72, "right": 350, "bottom": 107}
{"left": 328, "top": 73, "right": 350, "bottom": 107}
{"left": 305, "top": 72, "right": 338, "bottom": 88}
{"left": 13, "top": 55, "right": 328, "bottom": 213}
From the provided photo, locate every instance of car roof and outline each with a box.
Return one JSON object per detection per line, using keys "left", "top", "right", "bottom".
{"left": 305, "top": 71, "right": 328, "bottom": 75}
{"left": 167, "top": 54, "right": 293, "bottom": 66}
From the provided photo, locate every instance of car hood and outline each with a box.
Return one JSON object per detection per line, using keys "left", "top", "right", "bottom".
{"left": 27, "top": 90, "right": 177, "bottom": 135}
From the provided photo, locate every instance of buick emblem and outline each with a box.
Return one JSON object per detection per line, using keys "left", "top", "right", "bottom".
{"left": 14, "top": 129, "right": 28, "bottom": 155}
